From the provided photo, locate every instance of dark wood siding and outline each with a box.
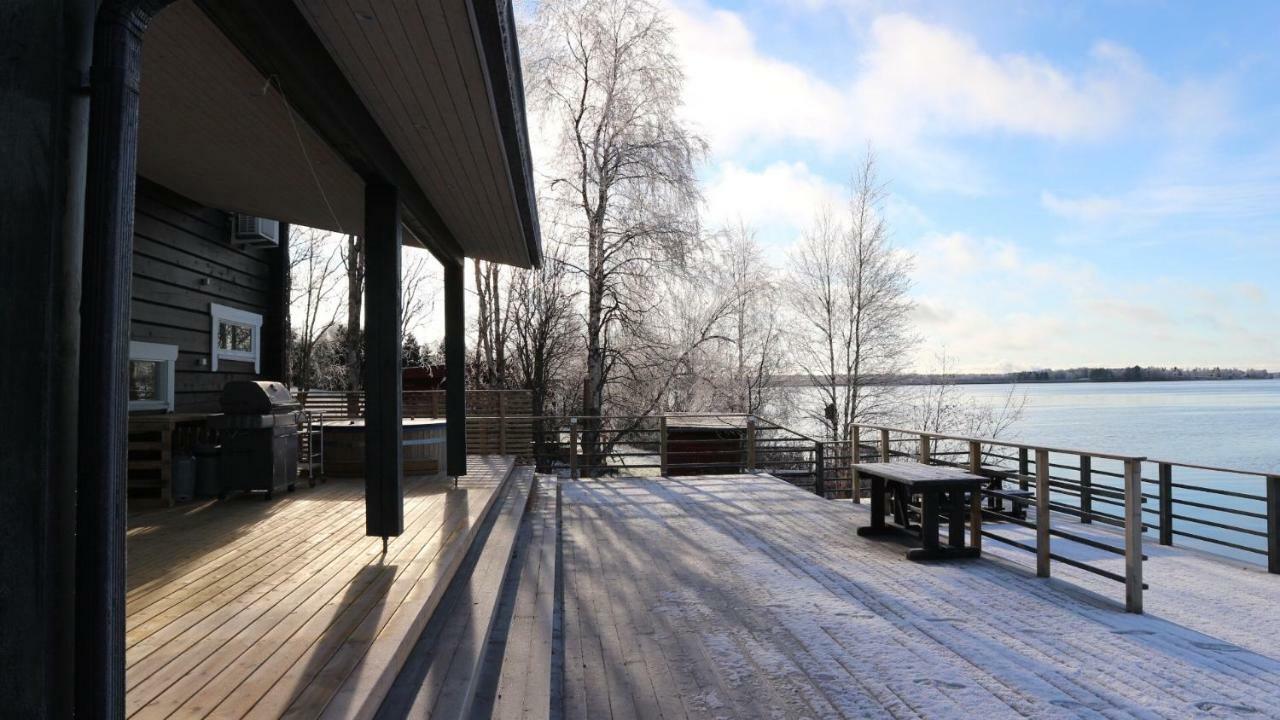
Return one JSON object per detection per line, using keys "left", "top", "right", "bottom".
{"left": 131, "top": 178, "right": 275, "bottom": 412}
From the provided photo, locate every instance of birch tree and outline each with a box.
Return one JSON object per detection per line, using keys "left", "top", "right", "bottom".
{"left": 523, "top": 0, "right": 705, "bottom": 430}
{"left": 340, "top": 234, "right": 365, "bottom": 391}
{"left": 473, "top": 260, "right": 510, "bottom": 386}
{"left": 789, "top": 152, "right": 914, "bottom": 441}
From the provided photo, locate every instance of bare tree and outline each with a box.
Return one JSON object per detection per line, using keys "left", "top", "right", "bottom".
{"left": 908, "top": 351, "right": 1027, "bottom": 462}
{"left": 473, "top": 260, "right": 510, "bottom": 386}
{"left": 712, "top": 222, "right": 787, "bottom": 416}
{"left": 523, "top": 0, "right": 706, "bottom": 438}
{"left": 340, "top": 234, "right": 365, "bottom": 391}
{"left": 288, "top": 227, "right": 342, "bottom": 389}
{"left": 401, "top": 251, "right": 437, "bottom": 341}
{"left": 789, "top": 151, "right": 914, "bottom": 441}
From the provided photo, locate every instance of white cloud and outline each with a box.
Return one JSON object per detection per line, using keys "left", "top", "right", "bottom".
{"left": 669, "top": 4, "right": 1151, "bottom": 161}
{"left": 702, "top": 161, "right": 843, "bottom": 239}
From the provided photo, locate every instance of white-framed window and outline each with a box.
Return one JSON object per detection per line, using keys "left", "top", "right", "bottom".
{"left": 128, "top": 341, "right": 178, "bottom": 413}
{"left": 210, "top": 303, "right": 263, "bottom": 372}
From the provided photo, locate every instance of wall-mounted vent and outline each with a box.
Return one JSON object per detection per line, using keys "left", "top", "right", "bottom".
{"left": 233, "top": 215, "right": 280, "bottom": 248}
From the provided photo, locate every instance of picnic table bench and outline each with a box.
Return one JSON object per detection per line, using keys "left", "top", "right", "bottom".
{"left": 854, "top": 462, "right": 986, "bottom": 561}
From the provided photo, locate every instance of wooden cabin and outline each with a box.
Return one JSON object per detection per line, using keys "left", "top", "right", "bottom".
{"left": 1, "top": 1, "right": 540, "bottom": 716}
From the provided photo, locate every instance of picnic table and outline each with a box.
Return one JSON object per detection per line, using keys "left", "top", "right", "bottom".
{"left": 854, "top": 462, "right": 986, "bottom": 561}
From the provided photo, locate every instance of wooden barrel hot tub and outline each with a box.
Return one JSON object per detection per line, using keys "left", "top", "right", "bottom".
{"left": 323, "top": 417, "right": 446, "bottom": 478}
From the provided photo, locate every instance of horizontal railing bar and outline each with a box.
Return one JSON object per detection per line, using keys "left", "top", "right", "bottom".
{"left": 1167, "top": 482, "right": 1266, "bottom": 502}
{"left": 1169, "top": 512, "right": 1268, "bottom": 537}
{"left": 1169, "top": 528, "right": 1266, "bottom": 555}
{"left": 1166, "top": 496, "right": 1267, "bottom": 519}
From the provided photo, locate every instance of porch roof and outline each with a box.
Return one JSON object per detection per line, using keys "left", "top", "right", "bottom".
{"left": 138, "top": 0, "right": 540, "bottom": 268}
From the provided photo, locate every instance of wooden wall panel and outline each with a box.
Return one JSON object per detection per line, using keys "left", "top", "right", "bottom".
{"left": 130, "top": 178, "right": 275, "bottom": 412}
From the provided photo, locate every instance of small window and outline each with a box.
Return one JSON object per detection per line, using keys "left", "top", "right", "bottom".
{"left": 128, "top": 341, "right": 178, "bottom": 413}
{"left": 210, "top": 303, "right": 263, "bottom": 372}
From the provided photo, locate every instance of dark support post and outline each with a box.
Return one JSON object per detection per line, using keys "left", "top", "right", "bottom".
{"left": 1079, "top": 454, "right": 1093, "bottom": 524}
{"left": 363, "top": 183, "right": 403, "bottom": 540}
{"left": 78, "top": 6, "right": 152, "bottom": 715}
{"left": 262, "top": 222, "right": 290, "bottom": 380}
{"left": 1018, "top": 448, "right": 1030, "bottom": 492}
{"left": 2, "top": 2, "right": 96, "bottom": 715}
{"left": 444, "top": 259, "right": 467, "bottom": 477}
{"left": 745, "top": 416, "right": 756, "bottom": 473}
{"left": 1268, "top": 476, "right": 1280, "bottom": 574}
{"left": 1158, "top": 463, "right": 1173, "bottom": 546}
{"left": 659, "top": 415, "right": 668, "bottom": 476}
{"left": 815, "top": 441, "right": 826, "bottom": 498}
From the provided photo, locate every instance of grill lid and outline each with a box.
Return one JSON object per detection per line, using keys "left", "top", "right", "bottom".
{"left": 220, "top": 380, "right": 299, "bottom": 415}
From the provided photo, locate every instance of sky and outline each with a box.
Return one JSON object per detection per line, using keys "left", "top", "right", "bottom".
{"left": 648, "top": 0, "right": 1280, "bottom": 373}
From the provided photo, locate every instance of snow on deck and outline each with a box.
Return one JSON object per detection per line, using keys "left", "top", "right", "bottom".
{"left": 560, "top": 474, "right": 1280, "bottom": 719}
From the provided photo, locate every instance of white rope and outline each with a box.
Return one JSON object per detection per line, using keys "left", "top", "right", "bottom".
{"left": 268, "top": 75, "right": 345, "bottom": 235}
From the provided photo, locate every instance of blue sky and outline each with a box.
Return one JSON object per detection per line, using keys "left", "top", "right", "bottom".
{"left": 659, "top": 0, "right": 1280, "bottom": 372}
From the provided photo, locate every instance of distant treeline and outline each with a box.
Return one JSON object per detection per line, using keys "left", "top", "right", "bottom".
{"left": 771, "top": 366, "right": 1275, "bottom": 387}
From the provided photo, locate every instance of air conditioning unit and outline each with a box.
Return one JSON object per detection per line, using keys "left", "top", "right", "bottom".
{"left": 233, "top": 215, "right": 280, "bottom": 248}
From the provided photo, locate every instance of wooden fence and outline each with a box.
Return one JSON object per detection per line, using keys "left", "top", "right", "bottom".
{"left": 294, "top": 389, "right": 534, "bottom": 457}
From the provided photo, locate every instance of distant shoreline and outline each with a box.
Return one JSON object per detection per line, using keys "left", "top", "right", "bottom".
{"left": 770, "top": 370, "right": 1276, "bottom": 388}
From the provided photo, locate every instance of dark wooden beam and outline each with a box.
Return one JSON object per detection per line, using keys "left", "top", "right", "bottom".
{"left": 445, "top": 260, "right": 467, "bottom": 476}
{"left": 363, "top": 184, "right": 403, "bottom": 539}
{"left": 261, "top": 221, "right": 290, "bottom": 381}
{"left": 195, "top": 0, "right": 464, "bottom": 266}
{"left": 78, "top": 3, "right": 159, "bottom": 715}
{"left": 0, "top": 1, "right": 96, "bottom": 716}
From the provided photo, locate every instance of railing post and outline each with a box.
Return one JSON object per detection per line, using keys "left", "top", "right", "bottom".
{"left": 1079, "top": 454, "right": 1092, "bottom": 524}
{"left": 498, "top": 393, "right": 507, "bottom": 456}
{"left": 744, "top": 416, "right": 756, "bottom": 473}
{"left": 1267, "top": 475, "right": 1280, "bottom": 574}
{"left": 1035, "top": 449, "right": 1050, "bottom": 578}
{"left": 1158, "top": 462, "right": 1173, "bottom": 546}
{"left": 1018, "top": 448, "right": 1030, "bottom": 493}
{"left": 850, "top": 424, "right": 861, "bottom": 503}
{"left": 569, "top": 418, "right": 579, "bottom": 480}
{"left": 918, "top": 434, "right": 931, "bottom": 464}
{"left": 968, "top": 440, "right": 983, "bottom": 551}
{"left": 1124, "top": 458, "right": 1144, "bottom": 613}
{"left": 815, "top": 441, "right": 826, "bottom": 498}
{"left": 879, "top": 428, "right": 891, "bottom": 462}
{"left": 659, "top": 415, "right": 669, "bottom": 476}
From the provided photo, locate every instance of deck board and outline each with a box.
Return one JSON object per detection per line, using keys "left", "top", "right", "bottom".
{"left": 560, "top": 475, "right": 1280, "bottom": 719}
{"left": 124, "top": 457, "right": 514, "bottom": 719}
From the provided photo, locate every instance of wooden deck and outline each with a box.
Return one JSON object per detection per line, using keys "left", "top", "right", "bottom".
{"left": 124, "top": 457, "right": 514, "bottom": 719}
{"left": 560, "top": 474, "right": 1280, "bottom": 719}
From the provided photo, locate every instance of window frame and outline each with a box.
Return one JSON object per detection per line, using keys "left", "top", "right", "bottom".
{"left": 209, "top": 302, "right": 263, "bottom": 373}
{"left": 128, "top": 341, "right": 178, "bottom": 413}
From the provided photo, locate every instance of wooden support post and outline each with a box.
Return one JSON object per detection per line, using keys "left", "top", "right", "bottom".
{"left": 1035, "top": 449, "right": 1050, "bottom": 578}
{"left": 569, "top": 420, "right": 579, "bottom": 480}
{"left": 745, "top": 416, "right": 756, "bottom": 473}
{"left": 1158, "top": 462, "right": 1173, "bottom": 545}
{"left": 444, "top": 259, "right": 467, "bottom": 477}
{"left": 850, "top": 424, "right": 861, "bottom": 502}
{"left": 78, "top": 6, "right": 154, "bottom": 712}
{"left": 498, "top": 392, "right": 507, "bottom": 456}
{"left": 815, "top": 441, "right": 826, "bottom": 498}
{"left": 1018, "top": 447, "right": 1030, "bottom": 492}
{"left": 363, "top": 183, "right": 403, "bottom": 539}
{"left": 1079, "top": 454, "right": 1093, "bottom": 524}
{"left": 1267, "top": 475, "right": 1280, "bottom": 574}
{"left": 919, "top": 434, "right": 931, "bottom": 464}
{"left": 1124, "top": 458, "right": 1144, "bottom": 613}
{"left": 659, "top": 415, "right": 669, "bottom": 476}
{"left": 969, "top": 440, "right": 983, "bottom": 550}
{"left": 880, "top": 428, "right": 890, "bottom": 462}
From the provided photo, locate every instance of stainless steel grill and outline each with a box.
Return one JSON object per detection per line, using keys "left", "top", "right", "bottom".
{"left": 209, "top": 381, "right": 300, "bottom": 499}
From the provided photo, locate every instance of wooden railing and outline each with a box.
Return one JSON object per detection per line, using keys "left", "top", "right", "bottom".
{"left": 849, "top": 424, "right": 1147, "bottom": 613}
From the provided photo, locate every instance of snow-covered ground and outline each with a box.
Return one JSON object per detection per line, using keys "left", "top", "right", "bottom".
{"left": 560, "top": 474, "right": 1280, "bottom": 719}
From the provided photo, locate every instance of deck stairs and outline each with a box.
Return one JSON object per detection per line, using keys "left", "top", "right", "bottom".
{"left": 377, "top": 469, "right": 559, "bottom": 720}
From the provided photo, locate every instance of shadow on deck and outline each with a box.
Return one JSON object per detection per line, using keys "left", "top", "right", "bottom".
{"left": 557, "top": 474, "right": 1280, "bottom": 719}
{"left": 123, "top": 457, "right": 514, "bottom": 719}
